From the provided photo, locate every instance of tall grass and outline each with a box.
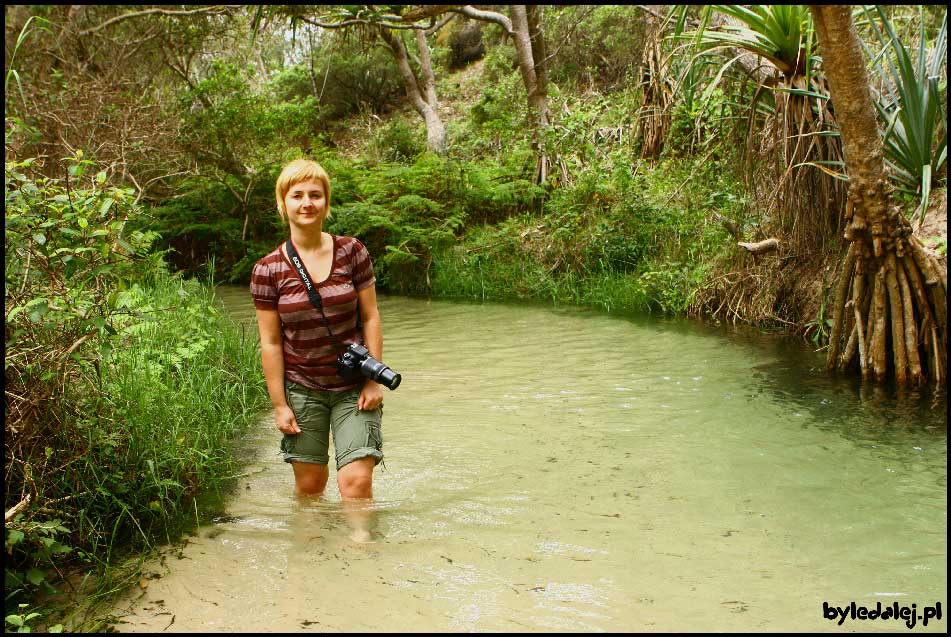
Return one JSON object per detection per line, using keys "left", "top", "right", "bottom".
{"left": 89, "top": 275, "right": 265, "bottom": 547}
{"left": 5, "top": 272, "right": 267, "bottom": 629}
{"left": 5, "top": 149, "right": 268, "bottom": 627}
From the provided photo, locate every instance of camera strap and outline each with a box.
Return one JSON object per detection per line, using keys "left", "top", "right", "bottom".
{"left": 284, "top": 239, "right": 346, "bottom": 355}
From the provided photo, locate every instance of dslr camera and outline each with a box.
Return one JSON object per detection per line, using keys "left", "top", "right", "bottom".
{"left": 337, "top": 343, "right": 402, "bottom": 390}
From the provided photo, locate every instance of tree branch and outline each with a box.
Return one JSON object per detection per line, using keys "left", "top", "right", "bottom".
{"left": 298, "top": 15, "right": 422, "bottom": 31}
{"left": 78, "top": 6, "right": 241, "bottom": 36}
{"left": 402, "top": 5, "right": 462, "bottom": 22}
{"left": 452, "top": 6, "right": 514, "bottom": 36}
{"left": 5, "top": 494, "right": 31, "bottom": 523}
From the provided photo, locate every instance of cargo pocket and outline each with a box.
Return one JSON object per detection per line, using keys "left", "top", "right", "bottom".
{"left": 280, "top": 433, "right": 297, "bottom": 455}
{"left": 367, "top": 419, "right": 382, "bottom": 452}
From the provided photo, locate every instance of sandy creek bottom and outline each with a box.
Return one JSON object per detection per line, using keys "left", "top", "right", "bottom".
{"left": 109, "top": 291, "right": 946, "bottom": 632}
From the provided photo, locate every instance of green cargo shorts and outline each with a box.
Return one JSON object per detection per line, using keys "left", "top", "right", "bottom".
{"left": 281, "top": 381, "right": 384, "bottom": 470}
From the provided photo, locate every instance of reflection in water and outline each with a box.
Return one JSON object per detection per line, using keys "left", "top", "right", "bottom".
{"left": 110, "top": 289, "right": 947, "bottom": 633}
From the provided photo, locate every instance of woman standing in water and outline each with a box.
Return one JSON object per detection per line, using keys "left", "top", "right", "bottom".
{"left": 250, "top": 159, "right": 385, "bottom": 541}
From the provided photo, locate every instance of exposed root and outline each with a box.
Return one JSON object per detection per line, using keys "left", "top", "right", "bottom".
{"left": 691, "top": 246, "right": 831, "bottom": 332}
{"left": 827, "top": 236, "right": 947, "bottom": 385}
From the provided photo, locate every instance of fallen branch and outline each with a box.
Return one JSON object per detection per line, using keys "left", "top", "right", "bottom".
{"left": 5, "top": 494, "right": 31, "bottom": 523}
{"left": 737, "top": 238, "right": 780, "bottom": 255}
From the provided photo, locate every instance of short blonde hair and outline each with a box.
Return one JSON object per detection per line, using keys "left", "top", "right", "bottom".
{"left": 275, "top": 159, "right": 332, "bottom": 221}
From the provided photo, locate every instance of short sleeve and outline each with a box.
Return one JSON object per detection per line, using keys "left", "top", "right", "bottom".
{"left": 350, "top": 239, "right": 375, "bottom": 291}
{"left": 250, "top": 258, "right": 279, "bottom": 310}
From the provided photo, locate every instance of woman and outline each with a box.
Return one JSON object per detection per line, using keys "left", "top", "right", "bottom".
{"left": 250, "top": 159, "right": 386, "bottom": 525}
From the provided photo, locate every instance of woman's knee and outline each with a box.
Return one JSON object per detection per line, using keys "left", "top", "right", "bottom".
{"left": 337, "top": 457, "right": 375, "bottom": 498}
{"left": 293, "top": 462, "right": 328, "bottom": 495}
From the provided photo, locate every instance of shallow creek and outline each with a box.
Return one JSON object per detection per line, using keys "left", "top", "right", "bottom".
{"left": 110, "top": 288, "right": 947, "bottom": 632}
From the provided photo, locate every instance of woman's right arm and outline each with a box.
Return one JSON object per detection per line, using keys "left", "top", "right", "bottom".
{"left": 255, "top": 308, "right": 300, "bottom": 434}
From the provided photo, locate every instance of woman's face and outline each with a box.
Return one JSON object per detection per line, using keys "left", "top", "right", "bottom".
{"left": 283, "top": 179, "right": 327, "bottom": 228}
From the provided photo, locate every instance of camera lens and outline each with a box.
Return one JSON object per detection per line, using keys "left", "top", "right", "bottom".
{"left": 358, "top": 356, "right": 400, "bottom": 390}
{"left": 378, "top": 368, "right": 401, "bottom": 390}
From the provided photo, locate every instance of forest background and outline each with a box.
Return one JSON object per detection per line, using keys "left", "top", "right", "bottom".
{"left": 4, "top": 4, "right": 947, "bottom": 631}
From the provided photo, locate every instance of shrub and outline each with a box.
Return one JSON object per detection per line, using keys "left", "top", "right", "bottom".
{"left": 5, "top": 148, "right": 266, "bottom": 616}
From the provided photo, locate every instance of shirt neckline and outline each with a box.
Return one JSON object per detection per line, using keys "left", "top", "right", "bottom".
{"left": 280, "top": 234, "right": 338, "bottom": 286}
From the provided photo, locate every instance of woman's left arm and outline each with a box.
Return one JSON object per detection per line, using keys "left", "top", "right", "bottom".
{"left": 356, "top": 284, "right": 385, "bottom": 411}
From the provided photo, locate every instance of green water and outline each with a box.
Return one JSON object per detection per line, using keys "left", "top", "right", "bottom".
{"left": 111, "top": 289, "right": 946, "bottom": 632}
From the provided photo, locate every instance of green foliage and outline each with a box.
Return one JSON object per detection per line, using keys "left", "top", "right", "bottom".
{"left": 862, "top": 6, "right": 947, "bottom": 224}
{"left": 468, "top": 74, "right": 525, "bottom": 139}
{"left": 5, "top": 151, "right": 161, "bottom": 368}
{"left": 431, "top": 155, "right": 745, "bottom": 315}
{"left": 156, "top": 60, "right": 323, "bottom": 280}
{"left": 369, "top": 119, "right": 426, "bottom": 163}
{"left": 305, "top": 36, "right": 405, "bottom": 120}
{"left": 547, "top": 5, "right": 649, "bottom": 89}
{"left": 666, "top": 56, "right": 733, "bottom": 156}
{"left": 803, "top": 298, "right": 834, "bottom": 347}
{"left": 5, "top": 148, "right": 267, "bottom": 620}
{"left": 179, "top": 59, "right": 319, "bottom": 168}
{"left": 688, "top": 5, "right": 815, "bottom": 78}
{"left": 5, "top": 603, "right": 63, "bottom": 633}
{"left": 327, "top": 154, "right": 471, "bottom": 292}
{"left": 5, "top": 16, "right": 51, "bottom": 114}
{"left": 4, "top": 517, "right": 73, "bottom": 600}
{"left": 140, "top": 173, "right": 281, "bottom": 281}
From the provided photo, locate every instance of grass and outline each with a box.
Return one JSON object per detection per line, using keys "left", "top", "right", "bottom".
{"left": 430, "top": 237, "right": 706, "bottom": 316}
{"left": 4, "top": 272, "right": 269, "bottom": 632}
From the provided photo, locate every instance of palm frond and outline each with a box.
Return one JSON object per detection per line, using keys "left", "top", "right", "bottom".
{"left": 862, "top": 6, "right": 947, "bottom": 224}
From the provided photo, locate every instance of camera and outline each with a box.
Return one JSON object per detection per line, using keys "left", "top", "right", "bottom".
{"left": 337, "top": 343, "right": 402, "bottom": 390}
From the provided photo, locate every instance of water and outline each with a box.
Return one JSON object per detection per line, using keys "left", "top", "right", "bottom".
{"left": 111, "top": 287, "right": 947, "bottom": 632}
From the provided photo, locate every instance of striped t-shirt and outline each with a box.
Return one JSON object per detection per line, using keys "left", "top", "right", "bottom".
{"left": 250, "top": 235, "right": 376, "bottom": 391}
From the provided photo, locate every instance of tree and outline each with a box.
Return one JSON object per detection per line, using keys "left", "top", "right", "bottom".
{"left": 510, "top": 5, "right": 554, "bottom": 184}
{"left": 635, "top": 6, "right": 673, "bottom": 160}
{"left": 265, "top": 6, "right": 451, "bottom": 156}
{"left": 405, "top": 5, "right": 556, "bottom": 183}
{"left": 809, "top": 6, "right": 946, "bottom": 385}
{"left": 375, "top": 21, "right": 446, "bottom": 155}
{"left": 678, "top": 5, "right": 847, "bottom": 252}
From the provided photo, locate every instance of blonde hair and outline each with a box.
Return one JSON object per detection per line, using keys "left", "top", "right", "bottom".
{"left": 275, "top": 159, "right": 332, "bottom": 221}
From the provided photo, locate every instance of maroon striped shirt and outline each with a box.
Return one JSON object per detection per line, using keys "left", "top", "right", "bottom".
{"left": 250, "top": 235, "right": 376, "bottom": 391}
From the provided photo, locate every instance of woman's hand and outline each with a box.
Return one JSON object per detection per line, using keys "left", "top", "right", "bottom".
{"left": 358, "top": 381, "right": 384, "bottom": 411}
{"left": 274, "top": 404, "right": 300, "bottom": 434}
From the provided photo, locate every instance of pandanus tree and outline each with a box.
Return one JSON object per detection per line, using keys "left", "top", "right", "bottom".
{"left": 859, "top": 6, "right": 947, "bottom": 229}
{"left": 678, "top": 5, "right": 847, "bottom": 251}
{"left": 810, "top": 6, "right": 946, "bottom": 385}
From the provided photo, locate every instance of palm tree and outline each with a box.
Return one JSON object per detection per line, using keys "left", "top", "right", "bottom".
{"left": 677, "top": 5, "right": 847, "bottom": 252}
{"left": 810, "top": 5, "right": 946, "bottom": 385}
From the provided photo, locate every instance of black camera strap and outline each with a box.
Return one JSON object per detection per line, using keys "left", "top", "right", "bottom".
{"left": 284, "top": 239, "right": 346, "bottom": 356}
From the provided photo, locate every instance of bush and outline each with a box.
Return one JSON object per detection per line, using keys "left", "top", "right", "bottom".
{"left": 5, "top": 149, "right": 267, "bottom": 617}
{"left": 369, "top": 119, "right": 426, "bottom": 163}
{"left": 327, "top": 154, "right": 471, "bottom": 292}
{"left": 547, "top": 5, "right": 649, "bottom": 89}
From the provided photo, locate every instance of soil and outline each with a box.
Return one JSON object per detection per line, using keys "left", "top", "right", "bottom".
{"left": 915, "top": 187, "right": 948, "bottom": 263}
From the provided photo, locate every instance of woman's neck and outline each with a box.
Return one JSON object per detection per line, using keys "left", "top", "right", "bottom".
{"left": 289, "top": 226, "right": 328, "bottom": 253}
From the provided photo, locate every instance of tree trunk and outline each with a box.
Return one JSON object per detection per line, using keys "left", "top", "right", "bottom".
{"left": 377, "top": 26, "right": 447, "bottom": 156}
{"left": 510, "top": 5, "right": 552, "bottom": 184}
{"left": 636, "top": 6, "right": 671, "bottom": 160}
{"left": 407, "top": 5, "right": 552, "bottom": 179}
{"left": 810, "top": 6, "right": 946, "bottom": 386}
